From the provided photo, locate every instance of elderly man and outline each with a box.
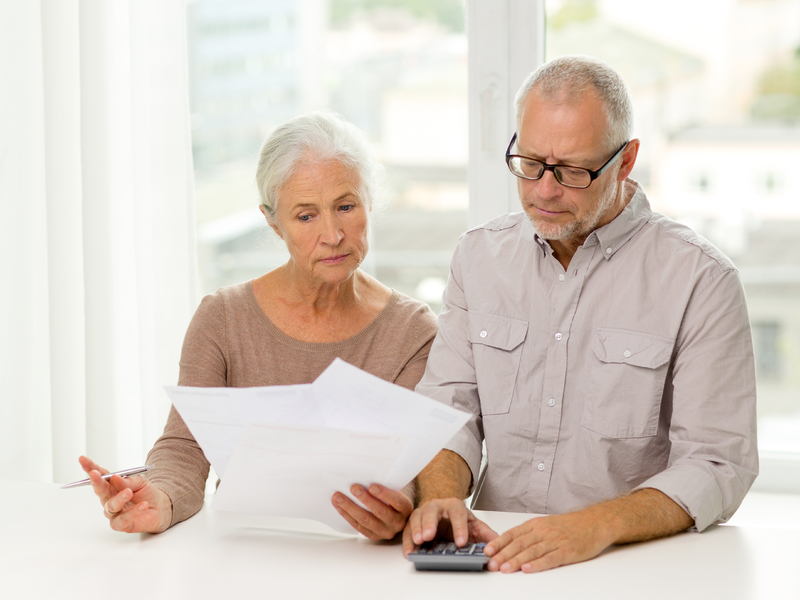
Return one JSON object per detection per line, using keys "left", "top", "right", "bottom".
{"left": 402, "top": 55, "right": 758, "bottom": 573}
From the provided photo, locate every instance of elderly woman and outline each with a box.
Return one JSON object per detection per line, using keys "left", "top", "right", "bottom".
{"left": 78, "top": 112, "right": 438, "bottom": 539}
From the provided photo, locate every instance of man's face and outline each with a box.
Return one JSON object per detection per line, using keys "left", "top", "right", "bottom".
{"left": 516, "top": 89, "right": 626, "bottom": 249}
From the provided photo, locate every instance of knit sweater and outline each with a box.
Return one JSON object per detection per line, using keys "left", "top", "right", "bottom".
{"left": 146, "top": 281, "right": 439, "bottom": 526}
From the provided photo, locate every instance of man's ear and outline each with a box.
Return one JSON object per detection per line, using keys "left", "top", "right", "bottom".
{"left": 617, "top": 139, "right": 640, "bottom": 182}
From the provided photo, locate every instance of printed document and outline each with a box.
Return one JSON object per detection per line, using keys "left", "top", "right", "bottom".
{"left": 163, "top": 359, "right": 470, "bottom": 533}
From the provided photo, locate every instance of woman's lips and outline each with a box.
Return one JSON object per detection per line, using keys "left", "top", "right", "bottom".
{"left": 319, "top": 254, "right": 348, "bottom": 264}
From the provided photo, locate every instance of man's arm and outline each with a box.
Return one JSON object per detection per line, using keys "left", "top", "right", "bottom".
{"left": 404, "top": 449, "right": 693, "bottom": 571}
{"left": 403, "top": 450, "right": 498, "bottom": 555}
{"left": 415, "top": 449, "right": 472, "bottom": 505}
{"left": 484, "top": 488, "right": 693, "bottom": 573}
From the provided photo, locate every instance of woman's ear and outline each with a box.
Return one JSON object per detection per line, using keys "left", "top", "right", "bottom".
{"left": 260, "top": 205, "right": 284, "bottom": 239}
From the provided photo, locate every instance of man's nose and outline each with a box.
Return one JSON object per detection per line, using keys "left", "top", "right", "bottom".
{"left": 533, "top": 169, "right": 562, "bottom": 199}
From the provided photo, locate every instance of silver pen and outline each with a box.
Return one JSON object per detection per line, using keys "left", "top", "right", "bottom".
{"left": 61, "top": 464, "right": 154, "bottom": 489}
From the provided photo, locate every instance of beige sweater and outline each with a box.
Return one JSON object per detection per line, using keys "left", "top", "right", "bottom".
{"left": 146, "top": 281, "right": 439, "bottom": 526}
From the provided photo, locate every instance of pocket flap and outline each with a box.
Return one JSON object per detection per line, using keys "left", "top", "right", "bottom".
{"left": 467, "top": 310, "right": 528, "bottom": 351}
{"left": 592, "top": 328, "right": 673, "bottom": 369}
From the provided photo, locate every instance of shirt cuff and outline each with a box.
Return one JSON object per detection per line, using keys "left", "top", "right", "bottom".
{"left": 633, "top": 465, "right": 727, "bottom": 532}
{"left": 443, "top": 423, "right": 483, "bottom": 495}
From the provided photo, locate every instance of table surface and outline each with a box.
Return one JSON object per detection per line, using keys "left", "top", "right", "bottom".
{"left": 4, "top": 480, "right": 799, "bottom": 600}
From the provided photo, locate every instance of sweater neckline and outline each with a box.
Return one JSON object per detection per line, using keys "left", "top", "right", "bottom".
{"left": 243, "top": 281, "right": 400, "bottom": 352}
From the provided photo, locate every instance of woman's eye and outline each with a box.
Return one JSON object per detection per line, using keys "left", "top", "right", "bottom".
{"left": 298, "top": 214, "right": 312, "bottom": 222}
{"left": 340, "top": 204, "right": 354, "bottom": 212}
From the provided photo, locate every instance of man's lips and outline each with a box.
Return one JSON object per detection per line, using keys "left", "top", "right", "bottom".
{"left": 531, "top": 205, "right": 568, "bottom": 217}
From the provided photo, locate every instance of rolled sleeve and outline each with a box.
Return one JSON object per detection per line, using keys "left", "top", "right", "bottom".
{"left": 635, "top": 267, "right": 758, "bottom": 531}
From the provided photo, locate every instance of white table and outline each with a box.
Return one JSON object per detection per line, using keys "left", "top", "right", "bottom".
{"left": 4, "top": 480, "right": 799, "bottom": 599}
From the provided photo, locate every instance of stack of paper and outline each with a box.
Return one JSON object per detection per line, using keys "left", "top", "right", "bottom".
{"left": 164, "top": 359, "right": 469, "bottom": 533}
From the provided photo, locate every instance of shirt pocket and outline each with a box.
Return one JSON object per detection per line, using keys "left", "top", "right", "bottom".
{"left": 581, "top": 328, "right": 674, "bottom": 438}
{"left": 467, "top": 310, "right": 528, "bottom": 416}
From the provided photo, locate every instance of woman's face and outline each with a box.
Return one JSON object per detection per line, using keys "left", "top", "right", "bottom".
{"left": 267, "top": 160, "right": 370, "bottom": 288}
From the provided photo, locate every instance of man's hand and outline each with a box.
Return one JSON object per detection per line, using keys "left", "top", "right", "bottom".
{"left": 483, "top": 488, "right": 694, "bottom": 573}
{"left": 402, "top": 498, "right": 498, "bottom": 557}
{"left": 79, "top": 455, "right": 172, "bottom": 534}
{"left": 332, "top": 484, "right": 413, "bottom": 540}
{"left": 484, "top": 511, "right": 612, "bottom": 573}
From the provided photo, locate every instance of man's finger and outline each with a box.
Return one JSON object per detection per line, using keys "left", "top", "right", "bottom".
{"left": 402, "top": 522, "right": 416, "bottom": 557}
{"left": 447, "top": 503, "right": 472, "bottom": 547}
{"left": 417, "top": 503, "right": 445, "bottom": 544}
{"left": 485, "top": 519, "right": 534, "bottom": 556}
{"left": 467, "top": 517, "right": 499, "bottom": 544}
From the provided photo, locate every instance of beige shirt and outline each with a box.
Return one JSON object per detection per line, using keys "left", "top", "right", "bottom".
{"left": 146, "top": 281, "right": 438, "bottom": 526}
{"left": 416, "top": 180, "right": 758, "bottom": 532}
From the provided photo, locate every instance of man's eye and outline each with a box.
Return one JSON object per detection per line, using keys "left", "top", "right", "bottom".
{"left": 560, "top": 167, "right": 587, "bottom": 177}
{"left": 521, "top": 159, "right": 541, "bottom": 170}
{"left": 340, "top": 204, "right": 354, "bottom": 212}
{"left": 298, "top": 214, "right": 312, "bottom": 222}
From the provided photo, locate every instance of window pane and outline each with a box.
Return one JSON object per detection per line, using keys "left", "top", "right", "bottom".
{"left": 186, "top": 0, "right": 467, "bottom": 314}
{"left": 545, "top": 0, "right": 800, "bottom": 456}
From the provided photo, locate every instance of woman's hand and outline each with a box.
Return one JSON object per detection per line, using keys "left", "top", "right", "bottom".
{"left": 78, "top": 456, "right": 172, "bottom": 534}
{"left": 331, "top": 483, "right": 414, "bottom": 540}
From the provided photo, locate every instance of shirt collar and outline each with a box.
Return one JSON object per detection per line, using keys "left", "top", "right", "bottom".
{"left": 530, "top": 178, "right": 651, "bottom": 259}
{"left": 589, "top": 178, "right": 651, "bottom": 259}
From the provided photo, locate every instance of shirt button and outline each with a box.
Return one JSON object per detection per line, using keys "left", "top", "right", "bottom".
{"left": 606, "top": 247, "right": 613, "bottom": 254}
{"left": 480, "top": 330, "right": 487, "bottom": 338}
{"left": 623, "top": 349, "right": 632, "bottom": 358}
{"left": 555, "top": 332, "right": 563, "bottom": 341}
{"left": 558, "top": 274, "right": 565, "bottom": 281}
{"left": 548, "top": 398, "right": 555, "bottom": 407}
{"left": 537, "top": 463, "right": 545, "bottom": 471}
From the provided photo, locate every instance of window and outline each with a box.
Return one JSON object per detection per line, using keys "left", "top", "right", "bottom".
{"left": 544, "top": 0, "right": 800, "bottom": 485}
{"left": 752, "top": 322, "right": 782, "bottom": 380}
{"left": 185, "top": 0, "right": 800, "bottom": 491}
{"left": 187, "top": 0, "right": 468, "bottom": 314}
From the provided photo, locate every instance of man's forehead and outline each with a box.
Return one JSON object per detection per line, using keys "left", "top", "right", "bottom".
{"left": 518, "top": 90, "right": 609, "bottom": 159}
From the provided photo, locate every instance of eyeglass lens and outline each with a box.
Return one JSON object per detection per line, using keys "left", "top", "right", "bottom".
{"left": 508, "top": 157, "right": 592, "bottom": 188}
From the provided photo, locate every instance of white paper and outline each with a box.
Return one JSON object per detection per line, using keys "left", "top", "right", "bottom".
{"left": 213, "top": 423, "right": 407, "bottom": 533}
{"left": 164, "top": 359, "right": 470, "bottom": 532}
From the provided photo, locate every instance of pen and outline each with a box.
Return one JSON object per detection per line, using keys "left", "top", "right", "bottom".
{"left": 61, "top": 465, "right": 155, "bottom": 489}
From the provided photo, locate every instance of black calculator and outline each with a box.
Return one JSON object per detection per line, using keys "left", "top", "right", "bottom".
{"left": 407, "top": 541, "right": 490, "bottom": 571}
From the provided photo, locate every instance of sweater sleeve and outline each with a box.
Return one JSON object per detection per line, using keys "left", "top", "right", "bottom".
{"left": 145, "top": 292, "right": 227, "bottom": 527}
{"left": 392, "top": 299, "right": 439, "bottom": 391}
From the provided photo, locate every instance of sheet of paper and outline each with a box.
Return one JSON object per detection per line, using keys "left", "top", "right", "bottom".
{"left": 165, "top": 384, "right": 318, "bottom": 477}
{"left": 311, "top": 359, "right": 470, "bottom": 489}
{"left": 164, "top": 359, "right": 471, "bottom": 532}
{"left": 212, "top": 423, "right": 407, "bottom": 533}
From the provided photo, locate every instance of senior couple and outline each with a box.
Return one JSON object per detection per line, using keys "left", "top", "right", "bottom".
{"left": 78, "top": 55, "right": 757, "bottom": 573}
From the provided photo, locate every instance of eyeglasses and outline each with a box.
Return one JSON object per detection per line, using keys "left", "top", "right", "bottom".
{"left": 505, "top": 133, "right": 629, "bottom": 189}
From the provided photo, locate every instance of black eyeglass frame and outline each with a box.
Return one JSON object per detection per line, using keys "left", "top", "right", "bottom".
{"left": 505, "top": 133, "right": 629, "bottom": 189}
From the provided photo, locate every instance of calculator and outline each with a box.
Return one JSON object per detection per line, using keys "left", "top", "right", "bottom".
{"left": 407, "top": 541, "right": 490, "bottom": 571}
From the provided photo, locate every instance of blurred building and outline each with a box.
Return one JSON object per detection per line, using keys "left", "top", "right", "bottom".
{"left": 186, "top": 0, "right": 328, "bottom": 170}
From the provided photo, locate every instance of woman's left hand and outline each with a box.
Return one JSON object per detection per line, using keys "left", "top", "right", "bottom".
{"left": 332, "top": 483, "right": 413, "bottom": 540}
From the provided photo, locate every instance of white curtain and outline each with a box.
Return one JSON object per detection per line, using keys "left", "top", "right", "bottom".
{"left": 0, "top": 0, "right": 197, "bottom": 483}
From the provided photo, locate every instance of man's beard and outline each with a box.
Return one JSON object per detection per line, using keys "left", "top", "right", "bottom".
{"left": 526, "top": 177, "right": 619, "bottom": 245}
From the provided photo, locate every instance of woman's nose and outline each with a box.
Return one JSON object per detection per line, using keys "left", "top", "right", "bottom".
{"left": 320, "top": 215, "right": 344, "bottom": 245}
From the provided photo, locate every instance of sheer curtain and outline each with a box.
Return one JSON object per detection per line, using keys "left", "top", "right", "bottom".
{"left": 0, "top": 0, "right": 197, "bottom": 483}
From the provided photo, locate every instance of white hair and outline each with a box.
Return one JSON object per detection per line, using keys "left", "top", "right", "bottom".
{"left": 256, "top": 111, "right": 385, "bottom": 224}
{"left": 514, "top": 55, "right": 634, "bottom": 151}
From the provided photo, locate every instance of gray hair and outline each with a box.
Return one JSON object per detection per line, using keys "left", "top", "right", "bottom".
{"left": 256, "top": 111, "right": 385, "bottom": 224}
{"left": 514, "top": 55, "right": 633, "bottom": 151}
